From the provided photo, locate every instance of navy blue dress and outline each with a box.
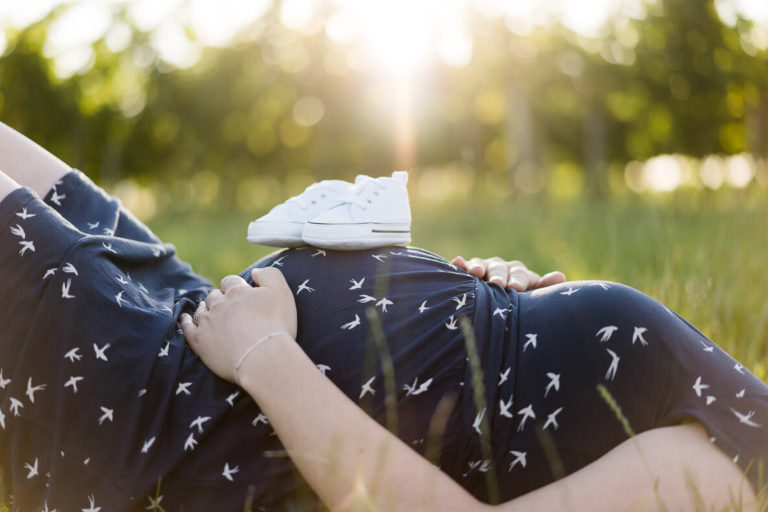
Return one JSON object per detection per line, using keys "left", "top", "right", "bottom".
{"left": 0, "top": 169, "right": 766, "bottom": 510}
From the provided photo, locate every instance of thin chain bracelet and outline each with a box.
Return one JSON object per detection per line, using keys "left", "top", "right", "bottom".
{"left": 234, "top": 331, "right": 291, "bottom": 386}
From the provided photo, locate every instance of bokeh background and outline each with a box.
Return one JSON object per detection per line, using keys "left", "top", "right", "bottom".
{"left": 1, "top": 0, "right": 767, "bottom": 367}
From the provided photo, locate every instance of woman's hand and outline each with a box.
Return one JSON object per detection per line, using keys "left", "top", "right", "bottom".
{"left": 451, "top": 256, "right": 566, "bottom": 291}
{"left": 180, "top": 267, "right": 297, "bottom": 383}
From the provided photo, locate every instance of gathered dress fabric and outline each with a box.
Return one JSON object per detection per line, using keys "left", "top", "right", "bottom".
{"left": 0, "top": 169, "right": 765, "bottom": 511}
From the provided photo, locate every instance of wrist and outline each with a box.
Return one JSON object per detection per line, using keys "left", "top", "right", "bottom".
{"left": 236, "top": 331, "right": 296, "bottom": 392}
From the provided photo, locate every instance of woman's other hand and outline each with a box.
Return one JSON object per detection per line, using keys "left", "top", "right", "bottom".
{"left": 451, "top": 256, "right": 566, "bottom": 291}
{"left": 181, "top": 267, "right": 297, "bottom": 383}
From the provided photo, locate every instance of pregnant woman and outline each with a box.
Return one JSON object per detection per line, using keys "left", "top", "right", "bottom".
{"left": 0, "top": 122, "right": 765, "bottom": 511}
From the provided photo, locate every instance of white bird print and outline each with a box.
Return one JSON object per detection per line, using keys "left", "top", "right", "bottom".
{"left": 702, "top": 345, "right": 715, "bottom": 353}
{"left": 87, "top": 221, "right": 100, "bottom": 230}
{"left": 445, "top": 315, "right": 459, "bottom": 330}
{"left": 116, "top": 275, "right": 129, "bottom": 285}
{"left": 176, "top": 381, "right": 192, "bottom": 395}
{"left": 222, "top": 462, "right": 240, "bottom": 481}
{"left": 158, "top": 342, "right": 170, "bottom": 357}
{"left": 605, "top": 348, "right": 620, "bottom": 381}
{"left": 25, "top": 377, "right": 46, "bottom": 403}
{"left": 358, "top": 294, "right": 377, "bottom": 304}
{"left": 225, "top": 391, "right": 239, "bottom": 406}
{"left": 252, "top": 413, "right": 269, "bottom": 426}
{"left": 190, "top": 416, "right": 211, "bottom": 433}
{"left": 371, "top": 253, "right": 388, "bottom": 263}
{"left": 560, "top": 287, "right": 579, "bottom": 296}
{"left": 452, "top": 294, "right": 468, "bottom": 310}
{"left": 184, "top": 433, "right": 197, "bottom": 451}
{"left": 0, "top": 408, "right": 5, "bottom": 430}
{"left": 151, "top": 246, "right": 163, "bottom": 258}
{"left": 692, "top": 376, "right": 709, "bottom": 397}
{"left": 116, "top": 291, "right": 129, "bottom": 308}
{"left": 296, "top": 279, "right": 315, "bottom": 295}
{"left": 499, "top": 396, "right": 514, "bottom": 418}
{"left": 15, "top": 208, "right": 35, "bottom": 220}
{"left": 98, "top": 406, "right": 114, "bottom": 425}
{"left": 734, "top": 363, "right": 746, "bottom": 375}
{"left": 41, "top": 500, "right": 55, "bottom": 512}
{"left": 706, "top": 396, "right": 717, "bottom": 406}
{"left": 473, "top": 407, "right": 486, "bottom": 434}
{"left": 61, "top": 278, "right": 75, "bottom": 299}
{"left": 341, "top": 314, "right": 361, "bottom": 330}
{"left": 596, "top": 326, "right": 619, "bottom": 342}
{"left": 349, "top": 277, "right": 365, "bottom": 290}
{"left": 523, "top": 333, "right": 538, "bottom": 352}
{"left": 590, "top": 281, "right": 611, "bottom": 290}
{"left": 516, "top": 405, "right": 536, "bottom": 432}
{"left": 18, "top": 240, "right": 35, "bottom": 256}
{"left": 360, "top": 376, "right": 376, "bottom": 399}
{"left": 137, "top": 282, "right": 148, "bottom": 294}
{"left": 10, "top": 224, "right": 25, "bottom": 238}
{"left": 141, "top": 436, "right": 156, "bottom": 453}
{"left": 64, "top": 376, "right": 83, "bottom": 393}
{"left": 103, "top": 227, "right": 115, "bottom": 236}
{"left": 543, "top": 407, "right": 564, "bottom": 430}
{"left": 311, "top": 249, "right": 326, "bottom": 257}
{"left": 544, "top": 372, "right": 561, "bottom": 397}
{"left": 508, "top": 450, "right": 527, "bottom": 471}
{"left": 418, "top": 300, "right": 430, "bottom": 314}
{"left": 43, "top": 267, "right": 57, "bottom": 279}
{"left": 146, "top": 495, "right": 164, "bottom": 511}
{"left": 82, "top": 494, "right": 101, "bottom": 512}
{"left": 0, "top": 368, "right": 10, "bottom": 389}
{"left": 9, "top": 397, "right": 23, "bottom": 416}
{"left": 138, "top": 389, "right": 147, "bottom": 397}
{"left": 62, "top": 262, "right": 78, "bottom": 275}
{"left": 730, "top": 408, "right": 762, "bottom": 428}
{"left": 498, "top": 367, "right": 511, "bottom": 386}
{"left": 49, "top": 190, "right": 66, "bottom": 206}
{"left": 632, "top": 327, "right": 649, "bottom": 346}
{"left": 403, "top": 377, "right": 433, "bottom": 396}
{"left": 24, "top": 457, "right": 39, "bottom": 479}
{"left": 376, "top": 297, "right": 393, "bottom": 312}
{"left": 102, "top": 242, "right": 117, "bottom": 254}
{"left": 736, "top": 389, "right": 746, "bottom": 398}
{"left": 492, "top": 307, "right": 507, "bottom": 319}
{"left": 271, "top": 256, "right": 286, "bottom": 267}
{"left": 462, "top": 459, "right": 491, "bottom": 477}
{"left": 93, "top": 343, "right": 111, "bottom": 362}
{"left": 316, "top": 364, "right": 331, "bottom": 375}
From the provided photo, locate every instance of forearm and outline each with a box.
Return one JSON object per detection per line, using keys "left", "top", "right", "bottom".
{"left": 239, "top": 333, "right": 489, "bottom": 512}
{"left": 0, "top": 122, "right": 71, "bottom": 197}
{"left": 0, "top": 170, "right": 21, "bottom": 204}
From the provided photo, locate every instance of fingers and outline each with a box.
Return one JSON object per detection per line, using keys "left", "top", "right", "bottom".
{"left": 451, "top": 256, "right": 468, "bottom": 269}
{"left": 205, "top": 289, "right": 224, "bottom": 309}
{"left": 485, "top": 258, "right": 508, "bottom": 286}
{"left": 251, "top": 267, "right": 290, "bottom": 291}
{"left": 538, "top": 271, "right": 567, "bottom": 288}
{"left": 220, "top": 274, "right": 249, "bottom": 294}
{"left": 466, "top": 257, "right": 487, "bottom": 278}
{"left": 180, "top": 313, "right": 196, "bottom": 340}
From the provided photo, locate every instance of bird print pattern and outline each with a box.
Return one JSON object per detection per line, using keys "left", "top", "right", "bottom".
{"left": 0, "top": 169, "right": 767, "bottom": 509}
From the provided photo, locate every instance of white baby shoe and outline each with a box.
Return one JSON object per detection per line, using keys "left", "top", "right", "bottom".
{"left": 301, "top": 171, "right": 412, "bottom": 250}
{"left": 247, "top": 179, "right": 352, "bottom": 247}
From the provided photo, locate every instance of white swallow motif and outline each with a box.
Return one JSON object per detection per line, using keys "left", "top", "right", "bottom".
{"left": 730, "top": 408, "right": 762, "bottom": 428}
{"left": 316, "top": 364, "right": 331, "bottom": 375}
{"left": 103, "top": 227, "right": 115, "bottom": 236}
{"left": 41, "top": 500, "right": 54, "bottom": 512}
{"left": 596, "top": 326, "right": 618, "bottom": 342}
{"left": 271, "top": 256, "right": 287, "bottom": 267}
{"left": 137, "top": 282, "right": 149, "bottom": 294}
{"left": 10, "top": 224, "right": 25, "bottom": 238}
{"left": 473, "top": 407, "right": 486, "bottom": 434}
{"left": 141, "top": 436, "right": 156, "bottom": 453}
{"left": 138, "top": 389, "right": 147, "bottom": 397}
{"left": 516, "top": 405, "right": 536, "bottom": 432}
{"left": 403, "top": 377, "right": 433, "bottom": 396}
{"left": 98, "top": 406, "right": 114, "bottom": 425}
{"left": 115, "top": 291, "right": 127, "bottom": 308}
{"left": 462, "top": 460, "right": 485, "bottom": 477}
{"left": 590, "top": 282, "right": 611, "bottom": 290}
{"left": 737, "top": 389, "right": 746, "bottom": 398}
{"left": 543, "top": 407, "right": 564, "bottom": 430}
{"left": 360, "top": 376, "right": 376, "bottom": 399}
{"left": 62, "top": 262, "right": 78, "bottom": 275}
{"left": 225, "top": 391, "right": 239, "bottom": 406}
{"left": 146, "top": 495, "right": 164, "bottom": 511}
{"left": 102, "top": 242, "right": 117, "bottom": 254}
{"left": 560, "top": 287, "right": 579, "bottom": 296}
{"left": 701, "top": 342, "right": 715, "bottom": 353}
{"left": 176, "top": 381, "right": 192, "bottom": 395}
{"left": 376, "top": 297, "right": 393, "bottom": 312}
{"left": 499, "top": 396, "right": 514, "bottom": 418}
{"left": 81, "top": 494, "right": 101, "bottom": 512}
{"left": 252, "top": 413, "right": 269, "bottom": 426}
{"left": 371, "top": 253, "right": 388, "bottom": 263}
{"left": 296, "top": 279, "right": 315, "bottom": 295}
{"left": 492, "top": 307, "right": 507, "bottom": 320}
{"left": 311, "top": 249, "right": 326, "bottom": 257}
{"left": 734, "top": 363, "right": 746, "bottom": 375}
{"left": 184, "top": 433, "right": 197, "bottom": 451}
{"left": 151, "top": 246, "right": 163, "bottom": 258}
{"left": 0, "top": 408, "right": 5, "bottom": 429}
{"left": 9, "top": 397, "right": 23, "bottom": 416}
{"left": 523, "top": 333, "right": 538, "bottom": 352}
{"left": 43, "top": 267, "right": 58, "bottom": 279}
{"left": 19, "top": 240, "right": 36, "bottom": 256}
{"left": 25, "top": 377, "right": 46, "bottom": 403}
{"left": 341, "top": 314, "right": 361, "bottom": 330}
{"left": 508, "top": 450, "right": 527, "bottom": 471}
{"left": 158, "top": 342, "right": 170, "bottom": 357}
{"left": 93, "top": 343, "right": 111, "bottom": 362}
{"left": 418, "top": 300, "right": 430, "bottom": 314}
{"left": 605, "top": 348, "right": 620, "bottom": 381}
{"left": 452, "top": 294, "right": 467, "bottom": 310}
{"left": 693, "top": 376, "right": 709, "bottom": 397}
{"left": 189, "top": 416, "right": 211, "bottom": 433}
{"left": 64, "top": 376, "right": 84, "bottom": 393}
{"left": 24, "top": 457, "right": 39, "bottom": 479}
{"left": 632, "top": 327, "right": 649, "bottom": 346}
{"left": 349, "top": 277, "right": 365, "bottom": 290}
{"left": 358, "top": 294, "right": 377, "bottom": 304}
{"left": 49, "top": 191, "right": 66, "bottom": 206}
{"left": 498, "top": 367, "right": 511, "bottom": 386}
{"left": 59, "top": 278, "right": 75, "bottom": 299}
{"left": 445, "top": 315, "right": 459, "bottom": 330}
{"left": 116, "top": 275, "right": 129, "bottom": 285}
{"left": 706, "top": 396, "right": 716, "bottom": 406}
{"left": 544, "top": 372, "right": 560, "bottom": 397}
{"left": 0, "top": 368, "right": 11, "bottom": 389}
{"left": 87, "top": 221, "right": 100, "bottom": 230}
{"left": 15, "top": 208, "right": 35, "bottom": 220}
{"left": 222, "top": 462, "right": 240, "bottom": 481}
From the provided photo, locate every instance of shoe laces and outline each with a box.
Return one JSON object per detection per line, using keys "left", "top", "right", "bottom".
{"left": 343, "top": 178, "right": 385, "bottom": 210}
{"left": 288, "top": 182, "right": 336, "bottom": 210}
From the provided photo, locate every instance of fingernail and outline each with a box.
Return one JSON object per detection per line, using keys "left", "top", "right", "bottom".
{"left": 490, "top": 277, "right": 504, "bottom": 285}
{"left": 508, "top": 278, "right": 522, "bottom": 290}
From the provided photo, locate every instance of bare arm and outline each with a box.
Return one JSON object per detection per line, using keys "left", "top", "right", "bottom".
{"left": 0, "top": 170, "right": 21, "bottom": 204}
{"left": 0, "top": 122, "right": 71, "bottom": 197}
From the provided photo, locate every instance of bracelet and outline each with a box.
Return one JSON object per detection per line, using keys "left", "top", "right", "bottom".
{"left": 234, "top": 331, "right": 291, "bottom": 386}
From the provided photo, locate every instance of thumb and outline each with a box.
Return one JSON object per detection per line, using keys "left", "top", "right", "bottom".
{"left": 251, "top": 267, "right": 290, "bottom": 291}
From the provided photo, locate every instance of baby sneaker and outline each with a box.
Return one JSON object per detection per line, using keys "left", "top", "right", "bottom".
{"left": 247, "top": 179, "right": 352, "bottom": 247}
{"left": 301, "top": 171, "right": 412, "bottom": 250}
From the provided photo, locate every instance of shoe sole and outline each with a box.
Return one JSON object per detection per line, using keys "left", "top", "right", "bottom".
{"left": 302, "top": 222, "right": 411, "bottom": 250}
{"left": 247, "top": 222, "right": 305, "bottom": 247}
